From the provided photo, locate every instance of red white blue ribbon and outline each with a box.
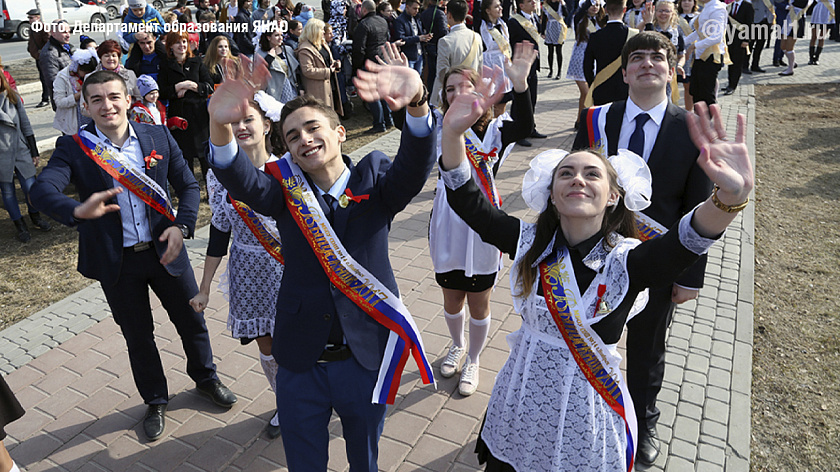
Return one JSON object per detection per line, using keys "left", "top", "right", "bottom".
{"left": 539, "top": 247, "right": 637, "bottom": 472}
{"left": 74, "top": 130, "right": 175, "bottom": 221}
{"left": 464, "top": 133, "right": 501, "bottom": 208}
{"left": 228, "top": 194, "right": 284, "bottom": 264}
{"left": 265, "top": 155, "right": 435, "bottom": 404}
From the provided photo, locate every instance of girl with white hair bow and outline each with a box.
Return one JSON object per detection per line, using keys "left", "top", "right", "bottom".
{"left": 438, "top": 67, "right": 754, "bottom": 471}
{"left": 190, "top": 91, "right": 286, "bottom": 439}
{"left": 52, "top": 48, "right": 99, "bottom": 136}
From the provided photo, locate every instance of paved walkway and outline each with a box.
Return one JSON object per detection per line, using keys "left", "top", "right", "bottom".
{"left": 3, "top": 36, "right": 837, "bottom": 471}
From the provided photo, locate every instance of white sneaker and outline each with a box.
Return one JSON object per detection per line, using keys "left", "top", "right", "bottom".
{"left": 440, "top": 345, "right": 466, "bottom": 378}
{"left": 459, "top": 357, "right": 479, "bottom": 396}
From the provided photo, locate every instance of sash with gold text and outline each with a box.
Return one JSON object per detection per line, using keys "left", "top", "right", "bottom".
{"left": 228, "top": 194, "right": 285, "bottom": 264}
{"left": 487, "top": 24, "right": 512, "bottom": 60}
{"left": 464, "top": 131, "right": 501, "bottom": 208}
{"left": 265, "top": 155, "right": 435, "bottom": 404}
{"left": 539, "top": 248, "right": 637, "bottom": 472}
{"left": 634, "top": 211, "right": 667, "bottom": 241}
{"left": 74, "top": 130, "right": 175, "bottom": 221}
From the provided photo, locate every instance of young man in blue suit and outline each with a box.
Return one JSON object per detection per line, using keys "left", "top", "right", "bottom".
{"left": 30, "top": 71, "right": 236, "bottom": 443}
{"left": 573, "top": 32, "right": 713, "bottom": 467}
{"left": 394, "top": 0, "right": 433, "bottom": 77}
{"left": 207, "top": 45, "right": 436, "bottom": 471}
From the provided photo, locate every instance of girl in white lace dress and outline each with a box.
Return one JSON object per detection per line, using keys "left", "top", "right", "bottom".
{"left": 430, "top": 45, "right": 535, "bottom": 397}
{"left": 439, "top": 70, "right": 754, "bottom": 471}
{"left": 190, "top": 92, "right": 286, "bottom": 438}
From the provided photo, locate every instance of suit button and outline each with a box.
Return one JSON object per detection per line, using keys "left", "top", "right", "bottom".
{"left": 331, "top": 283, "right": 336, "bottom": 290}
{"left": 324, "top": 314, "right": 331, "bottom": 321}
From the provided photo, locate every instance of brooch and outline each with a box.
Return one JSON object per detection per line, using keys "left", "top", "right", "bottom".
{"left": 144, "top": 150, "right": 162, "bottom": 169}
{"left": 339, "top": 188, "right": 369, "bottom": 208}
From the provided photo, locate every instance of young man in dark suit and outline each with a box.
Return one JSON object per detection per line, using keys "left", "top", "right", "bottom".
{"left": 507, "top": 0, "right": 547, "bottom": 143}
{"left": 573, "top": 32, "right": 713, "bottom": 467}
{"left": 207, "top": 44, "right": 436, "bottom": 471}
{"left": 30, "top": 71, "right": 236, "bottom": 443}
{"left": 419, "top": 0, "right": 449, "bottom": 90}
{"left": 723, "top": 0, "right": 754, "bottom": 94}
{"left": 394, "top": 0, "right": 433, "bottom": 76}
{"left": 583, "top": 0, "right": 637, "bottom": 106}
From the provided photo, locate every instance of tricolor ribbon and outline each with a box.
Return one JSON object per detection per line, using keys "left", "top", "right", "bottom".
{"left": 265, "top": 155, "right": 435, "bottom": 404}
{"left": 228, "top": 194, "right": 284, "bottom": 264}
{"left": 464, "top": 134, "right": 502, "bottom": 208}
{"left": 540, "top": 248, "right": 637, "bottom": 472}
{"left": 74, "top": 130, "right": 176, "bottom": 221}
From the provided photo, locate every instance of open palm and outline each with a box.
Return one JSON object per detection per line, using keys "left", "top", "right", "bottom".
{"left": 687, "top": 103, "right": 754, "bottom": 198}
{"left": 354, "top": 42, "right": 422, "bottom": 110}
{"left": 442, "top": 66, "right": 505, "bottom": 135}
{"left": 208, "top": 54, "right": 270, "bottom": 125}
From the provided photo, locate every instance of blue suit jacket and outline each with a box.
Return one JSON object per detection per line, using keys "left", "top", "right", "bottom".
{"left": 211, "top": 121, "right": 437, "bottom": 373}
{"left": 394, "top": 12, "right": 425, "bottom": 61}
{"left": 30, "top": 122, "right": 200, "bottom": 284}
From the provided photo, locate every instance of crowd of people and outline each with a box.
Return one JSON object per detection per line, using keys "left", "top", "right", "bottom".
{"left": 1, "top": 0, "right": 807, "bottom": 468}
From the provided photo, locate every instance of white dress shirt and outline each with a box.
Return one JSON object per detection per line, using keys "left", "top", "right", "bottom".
{"left": 617, "top": 97, "right": 669, "bottom": 162}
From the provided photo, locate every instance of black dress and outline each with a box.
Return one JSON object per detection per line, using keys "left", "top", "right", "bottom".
{"left": 0, "top": 375, "right": 24, "bottom": 441}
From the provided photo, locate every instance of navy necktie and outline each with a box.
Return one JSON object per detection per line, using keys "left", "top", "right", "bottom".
{"left": 627, "top": 113, "right": 651, "bottom": 158}
{"left": 323, "top": 194, "right": 337, "bottom": 222}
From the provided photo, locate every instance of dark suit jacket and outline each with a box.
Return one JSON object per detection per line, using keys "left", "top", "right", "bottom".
{"left": 394, "top": 12, "right": 426, "bottom": 61}
{"left": 419, "top": 4, "right": 448, "bottom": 55}
{"left": 573, "top": 101, "right": 712, "bottom": 288}
{"left": 30, "top": 122, "right": 200, "bottom": 284}
{"left": 507, "top": 13, "right": 543, "bottom": 69}
{"left": 727, "top": 1, "right": 754, "bottom": 45}
{"left": 583, "top": 22, "right": 631, "bottom": 106}
{"left": 211, "top": 121, "right": 437, "bottom": 373}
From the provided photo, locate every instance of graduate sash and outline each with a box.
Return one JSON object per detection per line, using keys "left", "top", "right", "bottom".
{"left": 229, "top": 194, "right": 284, "bottom": 264}
{"left": 543, "top": 3, "right": 568, "bottom": 41}
{"left": 634, "top": 211, "right": 667, "bottom": 241}
{"left": 584, "top": 28, "right": 639, "bottom": 108}
{"left": 74, "top": 129, "right": 176, "bottom": 221}
{"left": 692, "top": 15, "right": 732, "bottom": 64}
{"left": 512, "top": 13, "right": 544, "bottom": 45}
{"left": 678, "top": 15, "right": 695, "bottom": 37}
{"left": 464, "top": 131, "right": 502, "bottom": 208}
{"left": 487, "top": 24, "right": 512, "bottom": 60}
{"left": 819, "top": 0, "right": 836, "bottom": 21}
{"left": 265, "top": 155, "right": 435, "bottom": 404}
{"left": 539, "top": 247, "right": 637, "bottom": 472}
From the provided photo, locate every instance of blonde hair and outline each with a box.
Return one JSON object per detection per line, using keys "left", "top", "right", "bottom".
{"left": 655, "top": 0, "right": 678, "bottom": 29}
{"left": 300, "top": 18, "right": 326, "bottom": 49}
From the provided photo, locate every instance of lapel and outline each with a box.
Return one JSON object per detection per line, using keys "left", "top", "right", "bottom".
{"left": 605, "top": 100, "right": 626, "bottom": 156}
{"left": 81, "top": 122, "right": 116, "bottom": 188}
{"left": 331, "top": 156, "right": 357, "bottom": 236}
{"left": 131, "top": 121, "right": 160, "bottom": 182}
{"left": 647, "top": 102, "right": 679, "bottom": 170}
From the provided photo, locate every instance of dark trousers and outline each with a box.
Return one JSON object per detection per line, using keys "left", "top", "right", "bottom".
{"left": 0, "top": 169, "right": 36, "bottom": 221}
{"left": 626, "top": 285, "right": 677, "bottom": 430}
{"left": 425, "top": 50, "right": 438, "bottom": 93}
{"left": 275, "top": 357, "right": 387, "bottom": 471}
{"left": 36, "top": 60, "right": 50, "bottom": 103}
{"left": 101, "top": 248, "right": 218, "bottom": 405}
{"left": 365, "top": 99, "right": 393, "bottom": 131}
{"left": 546, "top": 44, "right": 563, "bottom": 76}
{"left": 528, "top": 63, "right": 538, "bottom": 131}
{"left": 747, "top": 19, "right": 770, "bottom": 67}
{"left": 727, "top": 42, "right": 746, "bottom": 89}
{"left": 690, "top": 56, "right": 722, "bottom": 105}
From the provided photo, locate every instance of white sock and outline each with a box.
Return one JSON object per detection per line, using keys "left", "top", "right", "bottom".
{"left": 444, "top": 309, "right": 466, "bottom": 348}
{"left": 468, "top": 315, "right": 491, "bottom": 366}
{"left": 260, "top": 352, "right": 278, "bottom": 393}
{"left": 785, "top": 51, "right": 795, "bottom": 72}
{"left": 9, "top": 461, "right": 20, "bottom": 472}
{"left": 270, "top": 411, "right": 280, "bottom": 427}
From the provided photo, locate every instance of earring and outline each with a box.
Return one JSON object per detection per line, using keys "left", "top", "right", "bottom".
{"left": 264, "top": 130, "right": 269, "bottom": 135}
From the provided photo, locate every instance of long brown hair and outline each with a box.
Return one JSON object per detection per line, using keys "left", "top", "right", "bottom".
{"left": 440, "top": 66, "right": 493, "bottom": 135}
{"left": 514, "top": 149, "right": 640, "bottom": 297}
{"left": 0, "top": 66, "right": 18, "bottom": 105}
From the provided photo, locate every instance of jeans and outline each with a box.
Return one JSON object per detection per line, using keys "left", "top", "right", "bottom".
{"left": 1, "top": 169, "right": 36, "bottom": 221}
{"left": 365, "top": 99, "right": 392, "bottom": 131}
{"left": 408, "top": 57, "right": 424, "bottom": 78}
